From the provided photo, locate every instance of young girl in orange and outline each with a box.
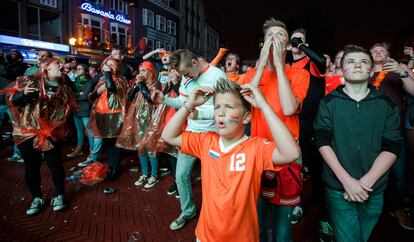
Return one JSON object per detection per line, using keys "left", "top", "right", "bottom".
{"left": 87, "top": 57, "right": 128, "bottom": 181}
{"left": 116, "top": 61, "right": 161, "bottom": 188}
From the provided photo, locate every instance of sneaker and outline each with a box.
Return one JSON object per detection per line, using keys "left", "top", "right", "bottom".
{"left": 78, "top": 159, "right": 93, "bottom": 167}
{"left": 391, "top": 209, "right": 414, "bottom": 230}
{"left": 134, "top": 175, "right": 147, "bottom": 186}
{"left": 51, "top": 195, "right": 65, "bottom": 211}
{"left": 66, "top": 147, "right": 83, "bottom": 158}
{"left": 319, "top": 220, "right": 334, "bottom": 242}
{"left": 291, "top": 205, "right": 303, "bottom": 224}
{"left": 26, "top": 197, "right": 44, "bottom": 215}
{"left": 144, "top": 176, "right": 159, "bottom": 188}
{"left": 167, "top": 183, "right": 177, "bottom": 196}
{"left": 160, "top": 167, "right": 169, "bottom": 172}
{"left": 169, "top": 212, "right": 197, "bottom": 230}
{"left": 8, "top": 154, "right": 22, "bottom": 162}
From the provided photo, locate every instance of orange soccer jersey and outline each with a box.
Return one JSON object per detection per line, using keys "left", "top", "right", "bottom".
{"left": 181, "top": 131, "right": 277, "bottom": 242}
{"left": 241, "top": 66, "right": 310, "bottom": 141}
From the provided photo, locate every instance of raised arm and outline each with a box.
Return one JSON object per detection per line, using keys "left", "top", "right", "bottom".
{"left": 210, "top": 48, "right": 228, "bottom": 66}
{"left": 143, "top": 48, "right": 164, "bottom": 60}
{"left": 250, "top": 38, "right": 271, "bottom": 87}
{"left": 241, "top": 84, "right": 300, "bottom": 164}
{"left": 272, "top": 35, "right": 300, "bottom": 115}
{"left": 162, "top": 86, "right": 215, "bottom": 147}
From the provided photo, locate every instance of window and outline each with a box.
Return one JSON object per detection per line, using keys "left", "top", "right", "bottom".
{"left": 166, "top": 44, "right": 171, "bottom": 51}
{"left": 0, "top": 1, "right": 19, "bottom": 36}
{"left": 156, "top": 15, "right": 166, "bottom": 32}
{"left": 111, "top": 0, "right": 128, "bottom": 14}
{"left": 143, "top": 9, "right": 154, "bottom": 28}
{"left": 28, "top": 6, "right": 61, "bottom": 42}
{"left": 187, "top": 14, "right": 192, "bottom": 29}
{"left": 95, "top": 0, "right": 104, "bottom": 5}
{"left": 144, "top": 38, "right": 154, "bottom": 51}
{"left": 167, "top": 20, "right": 176, "bottom": 35}
{"left": 193, "top": 35, "right": 197, "bottom": 49}
{"left": 40, "top": 0, "right": 57, "bottom": 8}
{"left": 82, "top": 14, "right": 103, "bottom": 48}
{"left": 186, "top": 32, "right": 191, "bottom": 46}
{"left": 110, "top": 23, "right": 128, "bottom": 47}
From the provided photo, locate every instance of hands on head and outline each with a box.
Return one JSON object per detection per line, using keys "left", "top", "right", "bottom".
{"left": 186, "top": 84, "right": 267, "bottom": 110}
{"left": 259, "top": 34, "right": 287, "bottom": 67}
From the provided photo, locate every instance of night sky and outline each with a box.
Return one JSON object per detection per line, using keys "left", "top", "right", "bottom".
{"left": 204, "top": 0, "right": 414, "bottom": 61}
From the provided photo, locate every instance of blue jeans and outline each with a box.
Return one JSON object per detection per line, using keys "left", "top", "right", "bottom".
{"left": 326, "top": 188, "right": 384, "bottom": 242}
{"left": 0, "top": 105, "right": 21, "bottom": 157}
{"left": 0, "top": 104, "right": 9, "bottom": 129}
{"left": 176, "top": 152, "right": 197, "bottom": 216}
{"left": 257, "top": 196, "right": 293, "bottom": 242}
{"left": 74, "top": 116, "right": 102, "bottom": 161}
{"left": 139, "top": 152, "right": 158, "bottom": 177}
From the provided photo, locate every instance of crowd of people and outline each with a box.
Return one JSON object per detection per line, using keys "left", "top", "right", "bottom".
{"left": 1, "top": 17, "right": 414, "bottom": 242}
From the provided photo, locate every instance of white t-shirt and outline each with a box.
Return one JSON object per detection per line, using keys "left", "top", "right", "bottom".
{"left": 179, "top": 65, "right": 227, "bottom": 132}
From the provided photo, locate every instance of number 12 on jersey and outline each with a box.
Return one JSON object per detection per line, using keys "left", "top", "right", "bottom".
{"left": 230, "top": 153, "right": 246, "bottom": 172}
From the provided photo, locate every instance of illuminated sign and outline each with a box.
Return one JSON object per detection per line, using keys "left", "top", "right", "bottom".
{"left": 0, "top": 34, "right": 70, "bottom": 52}
{"left": 81, "top": 2, "right": 131, "bottom": 25}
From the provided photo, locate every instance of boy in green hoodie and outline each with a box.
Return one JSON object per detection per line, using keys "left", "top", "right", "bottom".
{"left": 314, "top": 44, "right": 401, "bottom": 242}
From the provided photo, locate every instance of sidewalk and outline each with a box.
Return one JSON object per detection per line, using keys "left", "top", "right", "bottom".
{"left": 0, "top": 141, "right": 413, "bottom": 241}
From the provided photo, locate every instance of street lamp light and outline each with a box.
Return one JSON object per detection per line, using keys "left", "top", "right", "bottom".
{"left": 69, "top": 37, "right": 76, "bottom": 46}
{"left": 69, "top": 38, "right": 77, "bottom": 54}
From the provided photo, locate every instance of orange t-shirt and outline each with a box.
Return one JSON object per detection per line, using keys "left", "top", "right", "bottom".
{"left": 241, "top": 66, "right": 310, "bottom": 140}
{"left": 325, "top": 75, "right": 344, "bottom": 93}
{"left": 181, "top": 132, "right": 277, "bottom": 242}
{"left": 227, "top": 71, "right": 246, "bottom": 84}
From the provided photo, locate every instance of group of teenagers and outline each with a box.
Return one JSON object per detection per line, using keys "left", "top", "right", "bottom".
{"left": 3, "top": 16, "right": 414, "bottom": 242}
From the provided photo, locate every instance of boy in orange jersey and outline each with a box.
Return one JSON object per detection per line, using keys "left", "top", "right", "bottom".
{"left": 162, "top": 80, "right": 300, "bottom": 242}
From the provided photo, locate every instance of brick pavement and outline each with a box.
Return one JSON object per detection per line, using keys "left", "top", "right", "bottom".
{"left": 0, "top": 138, "right": 413, "bottom": 242}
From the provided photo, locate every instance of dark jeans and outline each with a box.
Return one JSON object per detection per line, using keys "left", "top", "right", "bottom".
{"left": 386, "top": 137, "right": 406, "bottom": 211}
{"left": 18, "top": 138, "right": 65, "bottom": 199}
{"left": 102, "top": 138, "right": 122, "bottom": 170}
{"left": 257, "top": 196, "right": 293, "bottom": 242}
{"left": 326, "top": 188, "right": 383, "bottom": 242}
{"left": 299, "top": 125, "right": 328, "bottom": 219}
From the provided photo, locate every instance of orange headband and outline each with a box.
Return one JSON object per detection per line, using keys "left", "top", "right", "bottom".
{"left": 139, "top": 61, "right": 157, "bottom": 77}
{"left": 160, "top": 51, "right": 172, "bottom": 59}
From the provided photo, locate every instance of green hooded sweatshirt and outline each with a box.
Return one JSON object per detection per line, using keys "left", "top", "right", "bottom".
{"left": 314, "top": 85, "right": 401, "bottom": 194}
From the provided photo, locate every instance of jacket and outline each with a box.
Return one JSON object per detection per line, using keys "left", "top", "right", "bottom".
{"left": 314, "top": 85, "right": 401, "bottom": 194}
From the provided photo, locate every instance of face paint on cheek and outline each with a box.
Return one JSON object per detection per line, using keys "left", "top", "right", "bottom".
{"left": 342, "top": 67, "right": 351, "bottom": 73}
{"left": 228, "top": 115, "right": 240, "bottom": 124}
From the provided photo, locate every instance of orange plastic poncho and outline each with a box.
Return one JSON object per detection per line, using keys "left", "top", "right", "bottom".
{"left": 5, "top": 75, "right": 75, "bottom": 151}
{"left": 87, "top": 75, "right": 128, "bottom": 139}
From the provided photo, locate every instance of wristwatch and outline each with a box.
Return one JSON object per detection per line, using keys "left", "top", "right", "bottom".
{"left": 400, "top": 71, "right": 410, "bottom": 78}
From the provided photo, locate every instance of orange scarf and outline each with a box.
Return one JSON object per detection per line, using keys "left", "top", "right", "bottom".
{"left": 372, "top": 71, "right": 388, "bottom": 89}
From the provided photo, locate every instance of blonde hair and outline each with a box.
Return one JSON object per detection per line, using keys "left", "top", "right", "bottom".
{"left": 214, "top": 79, "right": 251, "bottom": 112}
{"left": 263, "top": 17, "right": 287, "bottom": 34}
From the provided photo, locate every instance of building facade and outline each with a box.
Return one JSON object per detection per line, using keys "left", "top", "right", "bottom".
{"left": 0, "top": 0, "right": 71, "bottom": 62}
{"left": 204, "top": 18, "right": 219, "bottom": 62}
{"left": 136, "top": 0, "right": 180, "bottom": 59}
{"left": 69, "top": 0, "right": 136, "bottom": 58}
{"left": 179, "top": 0, "right": 204, "bottom": 55}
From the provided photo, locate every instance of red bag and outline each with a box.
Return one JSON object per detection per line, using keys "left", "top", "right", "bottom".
{"left": 79, "top": 162, "right": 109, "bottom": 185}
{"left": 260, "top": 162, "right": 303, "bottom": 206}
